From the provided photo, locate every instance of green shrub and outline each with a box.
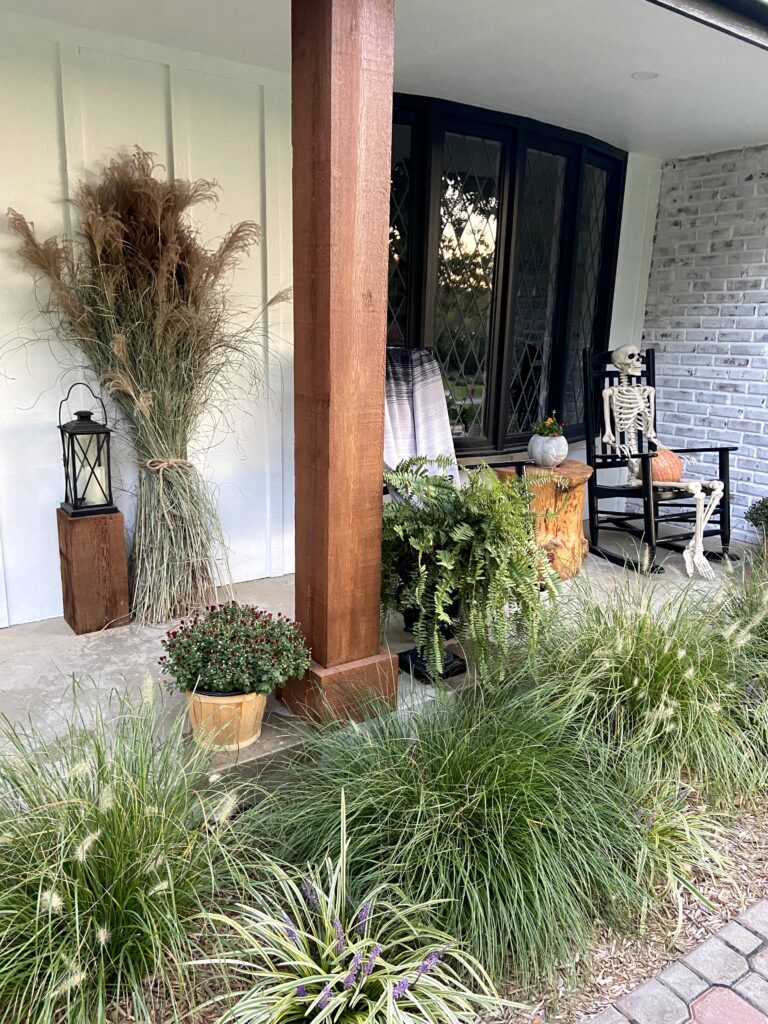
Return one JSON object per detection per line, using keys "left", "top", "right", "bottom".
{"left": 0, "top": 683, "right": 246, "bottom": 1024}
{"left": 160, "top": 602, "right": 310, "bottom": 694}
{"left": 382, "top": 458, "right": 553, "bottom": 680}
{"left": 246, "top": 686, "right": 644, "bottom": 988}
{"left": 527, "top": 575, "right": 768, "bottom": 797}
{"left": 746, "top": 497, "right": 768, "bottom": 537}
{"left": 205, "top": 804, "right": 502, "bottom": 1024}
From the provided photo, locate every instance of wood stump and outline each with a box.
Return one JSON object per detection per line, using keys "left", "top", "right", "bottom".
{"left": 57, "top": 508, "right": 130, "bottom": 634}
{"left": 496, "top": 459, "right": 593, "bottom": 581}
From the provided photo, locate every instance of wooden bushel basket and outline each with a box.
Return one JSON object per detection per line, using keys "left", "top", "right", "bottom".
{"left": 185, "top": 690, "right": 267, "bottom": 752}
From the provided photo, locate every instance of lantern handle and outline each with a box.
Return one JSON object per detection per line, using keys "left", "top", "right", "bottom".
{"left": 58, "top": 382, "right": 108, "bottom": 429}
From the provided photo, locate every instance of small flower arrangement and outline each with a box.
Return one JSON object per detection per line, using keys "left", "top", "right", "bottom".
{"left": 208, "top": 804, "right": 501, "bottom": 1024}
{"left": 160, "top": 602, "right": 310, "bottom": 695}
{"left": 531, "top": 411, "right": 566, "bottom": 437}
{"left": 746, "top": 497, "right": 768, "bottom": 536}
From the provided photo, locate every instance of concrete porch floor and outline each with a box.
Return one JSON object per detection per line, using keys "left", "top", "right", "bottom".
{"left": 0, "top": 533, "right": 741, "bottom": 765}
{"left": 0, "top": 572, "right": 443, "bottom": 766}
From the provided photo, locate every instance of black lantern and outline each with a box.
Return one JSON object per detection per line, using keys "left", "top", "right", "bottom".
{"left": 58, "top": 383, "right": 118, "bottom": 517}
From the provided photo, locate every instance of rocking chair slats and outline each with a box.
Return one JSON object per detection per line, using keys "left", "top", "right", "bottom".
{"left": 583, "top": 347, "right": 735, "bottom": 574}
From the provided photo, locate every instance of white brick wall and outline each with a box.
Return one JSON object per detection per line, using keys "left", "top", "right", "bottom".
{"left": 642, "top": 144, "right": 768, "bottom": 541}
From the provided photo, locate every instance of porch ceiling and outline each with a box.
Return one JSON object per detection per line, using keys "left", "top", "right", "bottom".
{"left": 1, "top": 0, "right": 767, "bottom": 157}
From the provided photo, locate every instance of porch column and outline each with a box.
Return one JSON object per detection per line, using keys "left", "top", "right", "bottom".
{"left": 287, "top": 0, "right": 398, "bottom": 715}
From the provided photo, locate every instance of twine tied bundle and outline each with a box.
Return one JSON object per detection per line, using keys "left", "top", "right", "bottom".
{"left": 138, "top": 459, "right": 195, "bottom": 530}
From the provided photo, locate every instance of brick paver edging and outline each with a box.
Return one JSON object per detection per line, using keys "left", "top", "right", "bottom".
{"left": 585, "top": 900, "right": 768, "bottom": 1023}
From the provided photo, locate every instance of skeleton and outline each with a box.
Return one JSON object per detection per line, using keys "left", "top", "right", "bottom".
{"left": 601, "top": 344, "right": 724, "bottom": 580}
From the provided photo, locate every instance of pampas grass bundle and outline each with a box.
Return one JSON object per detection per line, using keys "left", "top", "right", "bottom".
{"left": 8, "top": 148, "right": 282, "bottom": 623}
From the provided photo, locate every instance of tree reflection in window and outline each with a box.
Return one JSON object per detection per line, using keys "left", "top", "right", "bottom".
{"left": 434, "top": 133, "right": 501, "bottom": 438}
{"left": 387, "top": 124, "right": 413, "bottom": 346}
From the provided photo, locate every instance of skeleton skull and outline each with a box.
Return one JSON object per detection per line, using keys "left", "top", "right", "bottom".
{"left": 611, "top": 344, "right": 643, "bottom": 377}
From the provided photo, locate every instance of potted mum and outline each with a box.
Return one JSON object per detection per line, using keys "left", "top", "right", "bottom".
{"left": 528, "top": 411, "right": 568, "bottom": 468}
{"left": 160, "top": 603, "right": 310, "bottom": 750}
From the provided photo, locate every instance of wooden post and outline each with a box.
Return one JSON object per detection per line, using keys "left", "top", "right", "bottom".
{"left": 283, "top": 0, "right": 398, "bottom": 717}
{"left": 57, "top": 509, "right": 130, "bottom": 634}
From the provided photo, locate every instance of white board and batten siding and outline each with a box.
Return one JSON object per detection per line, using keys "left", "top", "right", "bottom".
{"left": 0, "top": 11, "right": 293, "bottom": 626}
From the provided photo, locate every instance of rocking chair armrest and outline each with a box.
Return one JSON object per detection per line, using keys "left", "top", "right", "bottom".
{"left": 668, "top": 446, "right": 738, "bottom": 455}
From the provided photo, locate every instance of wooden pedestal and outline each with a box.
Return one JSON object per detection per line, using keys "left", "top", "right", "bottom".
{"left": 56, "top": 508, "right": 130, "bottom": 634}
{"left": 279, "top": 648, "right": 399, "bottom": 722}
{"left": 496, "top": 460, "right": 594, "bottom": 581}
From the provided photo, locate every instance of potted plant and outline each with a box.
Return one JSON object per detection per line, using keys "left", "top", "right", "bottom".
{"left": 382, "top": 458, "right": 551, "bottom": 682}
{"left": 746, "top": 497, "right": 768, "bottom": 563}
{"left": 160, "top": 603, "right": 310, "bottom": 750}
{"left": 528, "top": 411, "right": 568, "bottom": 467}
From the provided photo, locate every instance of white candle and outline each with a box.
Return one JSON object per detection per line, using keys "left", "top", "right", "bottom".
{"left": 82, "top": 465, "right": 106, "bottom": 505}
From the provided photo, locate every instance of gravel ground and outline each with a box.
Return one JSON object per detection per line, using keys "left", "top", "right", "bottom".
{"left": 495, "top": 799, "right": 768, "bottom": 1024}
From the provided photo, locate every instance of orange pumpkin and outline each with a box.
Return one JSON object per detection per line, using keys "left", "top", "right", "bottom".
{"left": 652, "top": 448, "right": 683, "bottom": 483}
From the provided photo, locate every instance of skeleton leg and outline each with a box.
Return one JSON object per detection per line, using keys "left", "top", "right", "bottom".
{"left": 692, "top": 481, "right": 724, "bottom": 580}
{"left": 684, "top": 481, "right": 708, "bottom": 577}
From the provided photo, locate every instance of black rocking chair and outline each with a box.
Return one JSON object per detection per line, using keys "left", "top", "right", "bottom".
{"left": 583, "top": 347, "right": 736, "bottom": 573}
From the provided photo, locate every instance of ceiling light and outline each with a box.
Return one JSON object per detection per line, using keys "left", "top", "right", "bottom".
{"left": 631, "top": 70, "right": 659, "bottom": 80}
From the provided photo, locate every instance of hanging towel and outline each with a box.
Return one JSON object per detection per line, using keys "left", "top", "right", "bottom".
{"left": 384, "top": 348, "right": 460, "bottom": 485}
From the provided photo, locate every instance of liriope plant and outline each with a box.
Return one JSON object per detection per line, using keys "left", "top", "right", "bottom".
{"left": 203, "top": 797, "right": 503, "bottom": 1024}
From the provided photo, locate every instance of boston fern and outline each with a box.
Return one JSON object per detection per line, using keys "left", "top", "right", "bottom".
{"left": 382, "top": 458, "right": 552, "bottom": 680}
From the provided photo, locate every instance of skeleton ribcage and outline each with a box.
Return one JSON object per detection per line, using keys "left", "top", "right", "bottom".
{"left": 611, "top": 386, "right": 652, "bottom": 436}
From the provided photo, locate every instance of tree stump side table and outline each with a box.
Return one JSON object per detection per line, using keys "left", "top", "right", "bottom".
{"left": 495, "top": 459, "right": 594, "bottom": 581}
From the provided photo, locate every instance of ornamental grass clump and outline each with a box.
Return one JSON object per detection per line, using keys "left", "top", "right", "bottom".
{"left": 8, "top": 148, "right": 285, "bottom": 624}
{"left": 528, "top": 574, "right": 768, "bottom": 797}
{"left": 248, "top": 686, "right": 644, "bottom": 988}
{"left": 382, "top": 457, "right": 552, "bottom": 680}
{"left": 204, "top": 802, "right": 501, "bottom": 1024}
{"left": 161, "top": 602, "right": 310, "bottom": 694}
{"left": 724, "top": 554, "right": 768, "bottom": 664}
{"left": 0, "top": 683, "right": 247, "bottom": 1024}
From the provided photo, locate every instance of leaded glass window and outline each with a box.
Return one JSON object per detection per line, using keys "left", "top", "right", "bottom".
{"left": 434, "top": 133, "right": 502, "bottom": 439}
{"left": 387, "top": 123, "right": 413, "bottom": 347}
{"left": 386, "top": 96, "right": 625, "bottom": 455}
{"left": 507, "top": 149, "right": 567, "bottom": 436}
{"left": 562, "top": 163, "right": 609, "bottom": 426}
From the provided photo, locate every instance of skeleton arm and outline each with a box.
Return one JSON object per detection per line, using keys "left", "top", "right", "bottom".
{"left": 643, "top": 386, "right": 660, "bottom": 446}
{"left": 601, "top": 386, "right": 617, "bottom": 446}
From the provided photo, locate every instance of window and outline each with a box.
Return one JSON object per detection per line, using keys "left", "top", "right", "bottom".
{"left": 387, "top": 96, "right": 626, "bottom": 455}
{"left": 707, "top": 0, "right": 768, "bottom": 24}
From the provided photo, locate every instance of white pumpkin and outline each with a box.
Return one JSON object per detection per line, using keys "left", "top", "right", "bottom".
{"left": 527, "top": 433, "right": 568, "bottom": 468}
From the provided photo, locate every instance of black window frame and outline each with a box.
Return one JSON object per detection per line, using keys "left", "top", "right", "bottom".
{"left": 389, "top": 93, "right": 627, "bottom": 456}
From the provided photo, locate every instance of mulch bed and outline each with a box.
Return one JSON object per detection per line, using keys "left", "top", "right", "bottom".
{"left": 496, "top": 799, "right": 768, "bottom": 1023}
